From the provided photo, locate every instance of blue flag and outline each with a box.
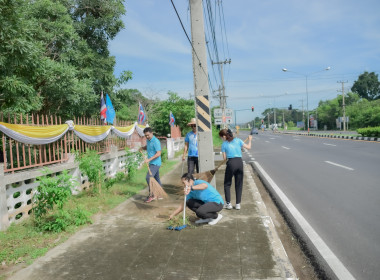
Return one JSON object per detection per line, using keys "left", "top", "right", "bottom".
{"left": 138, "top": 103, "right": 146, "bottom": 124}
{"left": 169, "top": 111, "right": 175, "bottom": 127}
{"left": 105, "top": 94, "right": 115, "bottom": 124}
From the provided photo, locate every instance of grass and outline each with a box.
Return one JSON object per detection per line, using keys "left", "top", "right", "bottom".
{"left": 0, "top": 159, "right": 179, "bottom": 272}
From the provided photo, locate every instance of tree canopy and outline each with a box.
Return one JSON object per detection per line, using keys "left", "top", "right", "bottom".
{"left": 351, "top": 71, "right": 380, "bottom": 100}
{"left": 0, "top": 0, "right": 126, "bottom": 118}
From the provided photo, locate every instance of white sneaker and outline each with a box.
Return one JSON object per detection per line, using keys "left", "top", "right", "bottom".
{"left": 195, "top": 218, "right": 212, "bottom": 224}
{"left": 235, "top": 204, "right": 241, "bottom": 210}
{"left": 224, "top": 203, "right": 233, "bottom": 210}
{"left": 208, "top": 214, "right": 223, "bottom": 225}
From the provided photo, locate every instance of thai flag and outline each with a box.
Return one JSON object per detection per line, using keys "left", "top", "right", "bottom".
{"left": 138, "top": 103, "right": 146, "bottom": 124}
{"left": 100, "top": 92, "right": 107, "bottom": 124}
{"left": 169, "top": 111, "right": 175, "bottom": 127}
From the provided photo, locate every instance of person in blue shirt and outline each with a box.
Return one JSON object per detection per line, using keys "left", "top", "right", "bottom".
{"left": 182, "top": 118, "right": 199, "bottom": 174}
{"left": 219, "top": 128, "right": 252, "bottom": 210}
{"left": 169, "top": 173, "right": 224, "bottom": 225}
{"left": 139, "top": 127, "right": 162, "bottom": 203}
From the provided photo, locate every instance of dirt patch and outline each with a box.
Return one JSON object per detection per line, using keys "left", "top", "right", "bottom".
{"left": 251, "top": 170, "right": 321, "bottom": 280}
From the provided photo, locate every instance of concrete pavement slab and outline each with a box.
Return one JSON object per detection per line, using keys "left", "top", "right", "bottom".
{"left": 8, "top": 158, "right": 297, "bottom": 280}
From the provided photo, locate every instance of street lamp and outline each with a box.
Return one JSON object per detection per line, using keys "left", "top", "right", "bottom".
{"left": 282, "top": 67, "right": 330, "bottom": 132}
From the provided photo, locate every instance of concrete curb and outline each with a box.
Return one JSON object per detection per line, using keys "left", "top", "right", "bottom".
{"left": 278, "top": 131, "right": 380, "bottom": 142}
{"left": 251, "top": 160, "right": 356, "bottom": 280}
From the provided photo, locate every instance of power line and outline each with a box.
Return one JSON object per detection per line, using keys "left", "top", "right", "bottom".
{"left": 169, "top": 0, "right": 215, "bottom": 92}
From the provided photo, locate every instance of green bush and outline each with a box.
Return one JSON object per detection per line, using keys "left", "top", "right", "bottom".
{"left": 75, "top": 150, "right": 105, "bottom": 192}
{"left": 33, "top": 169, "right": 78, "bottom": 232}
{"left": 124, "top": 148, "right": 143, "bottom": 181}
{"left": 161, "top": 147, "right": 168, "bottom": 163}
{"left": 357, "top": 127, "right": 380, "bottom": 137}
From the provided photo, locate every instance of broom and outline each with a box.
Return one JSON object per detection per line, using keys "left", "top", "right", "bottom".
{"left": 192, "top": 159, "right": 226, "bottom": 183}
{"left": 141, "top": 152, "right": 168, "bottom": 199}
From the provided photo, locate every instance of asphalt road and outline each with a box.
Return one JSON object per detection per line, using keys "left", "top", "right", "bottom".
{"left": 238, "top": 130, "right": 380, "bottom": 280}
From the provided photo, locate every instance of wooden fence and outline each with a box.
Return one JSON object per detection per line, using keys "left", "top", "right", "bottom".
{"left": 0, "top": 113, "right": 145, "bottom": 174}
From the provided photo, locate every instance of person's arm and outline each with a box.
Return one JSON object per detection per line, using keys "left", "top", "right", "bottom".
{"left": 191, "top": 182, "right": 208, "bottom": 191}
{"left": 182, "top": 142, "right": 189, "bottom": 161}
{"left": 222, "top": 152, "right": 227, "bottom": 161}
{"left": 144, "top": 150, "right": 161, "bottom": 164}
{"left": 243, "top": 135, "right": 252, "bottom": 149}
{"left": 169, "top": 203, "right": 184, "bottom": 220}
{"left": 139, "top": 145, "right": 147, "bottom": 152}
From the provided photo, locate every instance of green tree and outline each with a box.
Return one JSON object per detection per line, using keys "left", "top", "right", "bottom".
{"left": 351, "top": 71, "right": 380, "bottom": 100}
{"left": 150, "top": 92, "right": 195, "bottom": 136}
{"left": 0, "top": 0, "right": 44, "bottom": 114}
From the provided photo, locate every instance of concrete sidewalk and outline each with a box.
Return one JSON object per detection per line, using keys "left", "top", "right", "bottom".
{"left": 9, "top": 157, "right": 297, "bottom": 280}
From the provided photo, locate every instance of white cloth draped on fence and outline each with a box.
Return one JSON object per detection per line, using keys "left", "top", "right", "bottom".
{"left": 0, "top": 121, "right": 147, "bottom": 145}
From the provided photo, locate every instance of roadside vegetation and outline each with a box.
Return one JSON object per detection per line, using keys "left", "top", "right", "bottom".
{"left": 0, "top": 151, "right": 178, "bottom": 273}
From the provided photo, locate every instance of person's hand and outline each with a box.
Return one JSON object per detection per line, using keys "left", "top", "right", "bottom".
{"left": 182, "top": 154, "right": 186, "bottom": 161}
{"left": 168, "top": 214, "right": 174, "bottom": 220}
{"left": 144, "top": 158, "right": 150, "bottom": 164}
{"left": 248, "top": 135, "right": 252, "bottom": 140}
{"left": 184, "top": 186, "right": 191, "bottom": 195}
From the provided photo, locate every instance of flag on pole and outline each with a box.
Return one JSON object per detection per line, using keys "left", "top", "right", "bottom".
{"left": 169, "top": 111, "right": 175, "bottom": 127}
{"left": 105, "top": 94, "right": 115, "bottom": 124}
{"left": 100, "top": 92, "right": 107, "bottom": 124}
{"left": 138, "top": 103, "right": 146, "bottom": 124}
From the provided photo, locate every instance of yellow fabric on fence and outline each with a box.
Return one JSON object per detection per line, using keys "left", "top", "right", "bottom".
{"left": 74, "top": 125, "right": 112, "bottom": 136}
{"left": 113, "top": 124, "right": 135, "bottom": 133}
{"left": 0, "top": 122, "right": 68, "bottom": 138}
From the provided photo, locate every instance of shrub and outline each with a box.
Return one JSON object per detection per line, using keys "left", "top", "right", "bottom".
{"left": 124, "top": 148, "right": 143, "bottom": 181}
{"left": 357, "top": 127, "right": 380, "bottom": 137}
{"left": 75, "top": 150, "right": 105, "bottom": 193}
{"left": 33, "top": 169, "right": 76, "bottom": 232}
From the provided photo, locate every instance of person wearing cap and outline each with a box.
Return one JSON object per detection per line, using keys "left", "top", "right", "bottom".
{"left": 182, "top": 118, "right": 199, "bottom": 174}
{"left": 219, "top": 128, "right": 252, "bottom": 210}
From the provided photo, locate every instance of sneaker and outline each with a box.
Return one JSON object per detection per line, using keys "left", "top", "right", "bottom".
{"left": 195, "top": 218, "right": 212, "bottom": 224}
{"left": 208, "top": 214, "right": 223, "bottom": 225}
{"left": 144, "top": 196, "right": 156, "bottom": 203}
{"left": 224, "top": 203, "right": 233, "bottom": 210}
{"left": 235, "top": 204, "right": 241, "bottom": 210}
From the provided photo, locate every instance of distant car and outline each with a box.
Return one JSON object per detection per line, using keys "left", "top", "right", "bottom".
{"left": 250, "top": 128, "right": 259, "bottom": 135}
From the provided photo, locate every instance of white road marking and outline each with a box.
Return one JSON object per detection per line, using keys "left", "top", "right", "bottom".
{"left": 265, "top": 141, "right": 270, "bottom": 143}
{"left": 293, "top": 138, "right": 300, "bottom": 141}
{"left": 253, "top": 161, "right": 356, "bottom": 280}
{"left": 323, "top": 143, "right": 336, "bottom": 146}
{"left": 282, "top": 146, "right": 290, "bottom": 150}
{"left": 325, "top": 161, "right": 354, "bottom": 171}
{"left": 251, "top": 158, "right": 255, "bottom": 161}
{"left": 270, "top": 138, "right": 276, "bottom": 140}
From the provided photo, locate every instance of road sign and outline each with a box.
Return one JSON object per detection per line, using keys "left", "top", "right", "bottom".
{"left": 214, "top": 108, "right": 234, "bottom": 124}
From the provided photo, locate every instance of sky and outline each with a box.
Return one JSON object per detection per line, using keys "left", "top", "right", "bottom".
{"left": 109, "top": 0, "right": 380, "bottom": 124}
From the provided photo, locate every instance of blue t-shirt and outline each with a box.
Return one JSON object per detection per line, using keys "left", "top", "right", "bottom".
{"left": 185, "top": 131, "right": 198, "bottom": 157}
{"left": 147, "top": 136, "right": 161, "bottom": 166}
{"left": 221, "top": 138, "right": 244, "bottom": 158}
{"left": 186, "top": 180, "right": 224, "bottom": 204}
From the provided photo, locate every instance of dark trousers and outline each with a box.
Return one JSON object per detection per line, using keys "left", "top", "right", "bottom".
{"left": 146, "top": 164, "right": 161, "bottom": 194}
{"left": 224, "top": 157, "right": 244, "bottom": 204}
{"left": 187, "top": 156, "right": 199, "bottom": 174}
{"left": 186, "top": 199, "right": 223, "bottom": 219}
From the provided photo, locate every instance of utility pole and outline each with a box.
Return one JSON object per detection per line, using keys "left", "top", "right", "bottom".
{"left": 300, "top": 99, "right": 305, "bottom": 130}
{"left": 213, "top": 86, "right": 223, "bottom": 109}
{"left": 189, "top": 0, "right": 215, "bottom": 178}
{"left": 212, "top": 59, "right": 231, "bottom": 128}
{"left": 337, "top": 81, "right": 348, "bottom": 131}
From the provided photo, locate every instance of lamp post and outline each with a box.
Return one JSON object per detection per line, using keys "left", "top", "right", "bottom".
{"left": 282, "top": 67, "right": 330, "bottom": 132}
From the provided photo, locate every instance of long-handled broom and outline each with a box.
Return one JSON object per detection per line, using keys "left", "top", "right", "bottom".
{"left": 141, "top": 152, "right": 168, "bottom": 199}
{"left": 192, "top": 159, "right": 226, "bottom": 183}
